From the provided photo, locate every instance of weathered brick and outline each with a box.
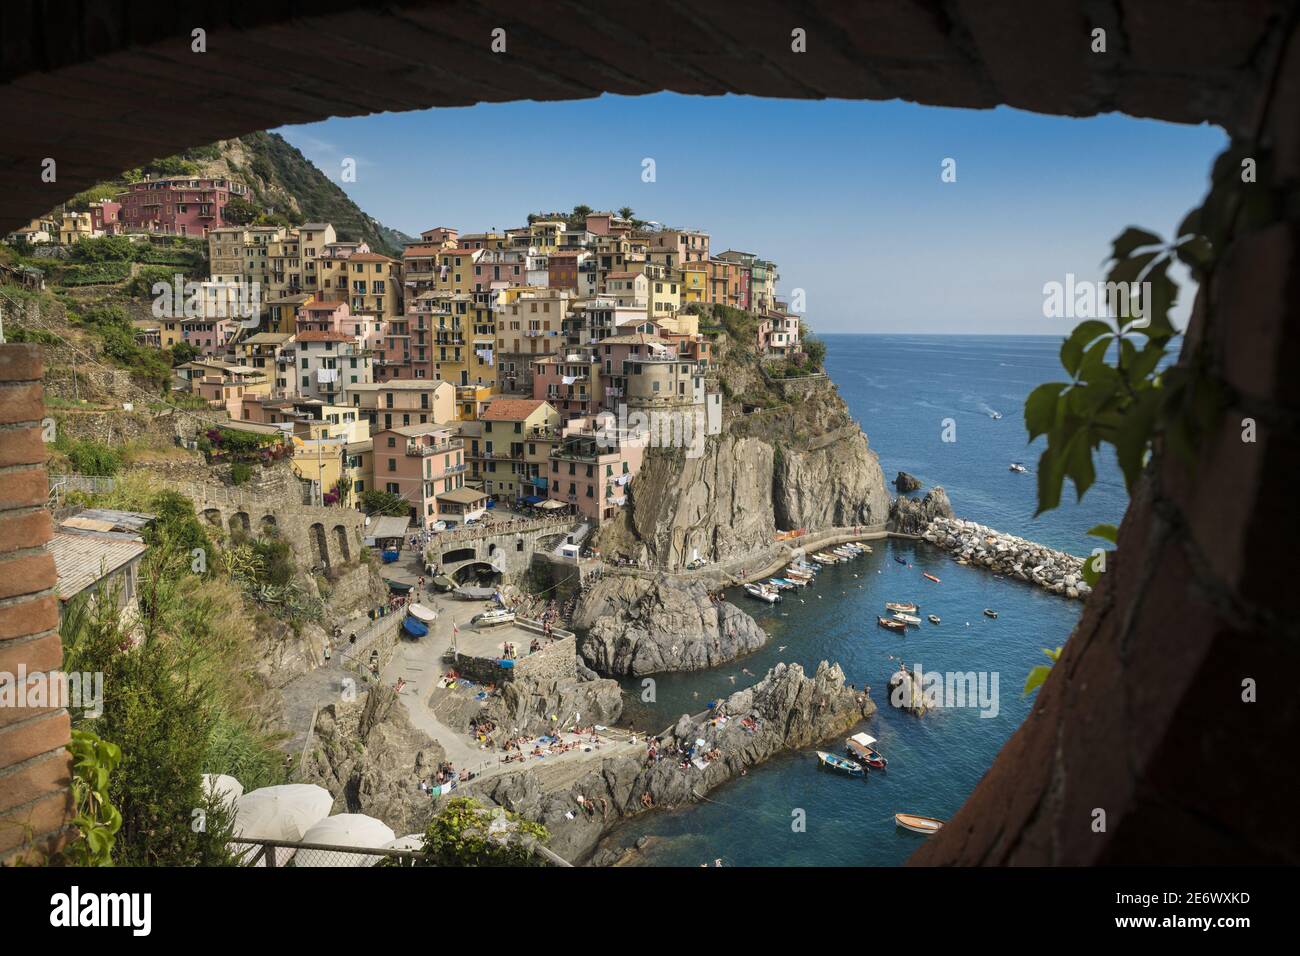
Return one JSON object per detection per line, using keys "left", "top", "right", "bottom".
{"left": 0, "top": 633, "right": 61, "bottom": 676}
{"left": 0, "top": 596, "right": 57, "bottom": 641}
{"left": 0, "top": 425, "right": 45, "bottom": 469}
{"left": 0, "top": 788, "right": 74, "bottom": 857}
{"left": 0, "top": 750, "right": 72, "bottom": 814}
{"left": 0, "top": 466, "right": 47, "bottom": 510}
{"left": 0, "top": 346, "right": 42, "bottom": 384}
{"left": 0, "top": 383, "right": 44, "bottom": 425}
{"left": 0, "top": 551, "right": 55, "bottom": 601}
{"left": 0, "top": 510, "right": 52, "bottom": 556}
{"left": 0, "top": 712, "right": 68, "bottom": 764}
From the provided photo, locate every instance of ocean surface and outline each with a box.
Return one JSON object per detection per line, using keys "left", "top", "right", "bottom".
{"left": 607, "top": 335, "right": 1130, "bottom": 867}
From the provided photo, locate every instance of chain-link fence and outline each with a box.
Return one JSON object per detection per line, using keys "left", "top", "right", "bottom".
{"left": 229, "top": 837, "right": 571, "bottom": 867}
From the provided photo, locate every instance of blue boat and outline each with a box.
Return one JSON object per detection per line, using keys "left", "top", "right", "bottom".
{"left": 402, "top": 616, "right": 428, "bottom": 638}
{"left": 816, "top": 750, "right": 864, "bottom": 776}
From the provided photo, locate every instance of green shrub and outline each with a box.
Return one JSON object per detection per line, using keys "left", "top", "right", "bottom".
{"left": 66, "top": 439, "right": 123, "bottom": 476}
{"left": 230, "top": 462, "right": 253, "bottom": 485}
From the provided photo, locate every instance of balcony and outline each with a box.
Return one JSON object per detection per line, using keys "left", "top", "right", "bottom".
{"left": 406, "top": 438, "right": 464, "bottom": 457}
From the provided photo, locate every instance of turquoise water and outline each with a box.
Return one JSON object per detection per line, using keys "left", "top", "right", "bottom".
{"left": 608, "top": 335, "right": 1124, "bottom": 866}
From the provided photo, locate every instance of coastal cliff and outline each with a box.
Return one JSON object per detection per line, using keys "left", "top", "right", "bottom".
{"left": 597, "top": 376, "right": 890, "bottom": 570}
{"left": 573, "top": 575, "right": 767, "bottom": 676}
{"left": 456, "top": 660, "right": 875, "bottom": 863}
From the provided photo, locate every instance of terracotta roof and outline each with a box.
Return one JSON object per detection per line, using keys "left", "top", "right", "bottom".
{"left": 348, "top": 252, "right": 394, "bottom": 263}
{"left": 302, "top": 299, "right": 343, "bottom": 311}
{"left": 481, "top": 398, "right": 549, "bottom": 421}
{"left": 295, "top": 330, "right": 351, "bottom": 342}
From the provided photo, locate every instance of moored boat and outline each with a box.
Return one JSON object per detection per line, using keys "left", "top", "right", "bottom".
{"left": 745, "top": 583, "right": 781, "bottom": 604}
{"left": 891, "top": 612, "right": 922, "bottom": 626}
{"left": 927, "top": 614, "right": 941, "bottom": 625}
{"left": 893, "top": 555, "right": 908, "bottom": 565}
{"left": 876, "top": 616, "right": 907, "bottom": 633}
{"left": 816, "top": 751, "right": 864, "bottom": 776}
{"left": 884, "top": 602, "right": 918, "bottom": 613}
{"left": 1009, "top": 462, "right": 1027, "bottom": 473}
{"left": 846, "top": 732, "right": 887, "bottom": 769}
{"left": 923, "top": 572, "right": 941, "bottom": 583}
{"left": 983, "top": 608, "right": 998, "bottom": 619}
{"left": 894, "top": 813, "right": 945, "bottom": 835}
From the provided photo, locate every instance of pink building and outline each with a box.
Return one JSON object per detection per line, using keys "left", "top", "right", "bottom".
{"left": 119, "top": 177, "right": 247, "bottom": 237}
{"left": 89, "top": 201, "right": 121, "bottom": 235}
{"left": 296, "top": 298, "right": 385, "bottom": 351}
{"left": 531, "top": 354, "right": 601, "bottom": 421}
{"left": 182, "top": 317, "right": 236, "bottom": 356}
{"left": 547, "top": 415, "right": 643, "bottom": 524}
{"left": 372, "top": 423, "right": 468, "bottom": 529}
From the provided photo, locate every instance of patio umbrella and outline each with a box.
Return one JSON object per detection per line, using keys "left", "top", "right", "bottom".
{"left": 201, "top": 773, "right": 244, "bottom": 807}
{"left": 382, "top": 834, "right": 426, "bottom": 852}
{"left": 294, "top": 814, "right": 397, "bottom": 867}
{"left": 231, "top": 783, "right": 333, "bottom": 866}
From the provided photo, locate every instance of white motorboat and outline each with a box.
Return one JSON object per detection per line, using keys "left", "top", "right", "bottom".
{"left": 744, "top": 583, "right": 781, "bottom": 604}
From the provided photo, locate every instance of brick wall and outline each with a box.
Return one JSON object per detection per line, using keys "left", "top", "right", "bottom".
{"left": 0, "top": 344, "right": 73, "bottom": 863}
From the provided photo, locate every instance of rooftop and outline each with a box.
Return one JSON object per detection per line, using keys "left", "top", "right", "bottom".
{"left": 47, "top": 531, "right": 148, "bottom": 603}
{"left": 481, "top": 398, "right": 548, "bottom": 421}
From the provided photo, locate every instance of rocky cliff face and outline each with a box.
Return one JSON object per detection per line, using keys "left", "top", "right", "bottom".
{"left": 302, "top": 685, "right": 445, "bottom": 836}
{"left": 458, "top": 660, "right": 876, "bottom": 862}
{"left": 573, "top": 575, "right": 768, "bottom": 676}
{"left": 601, "top": 380, "right": 890, "bottom": 569}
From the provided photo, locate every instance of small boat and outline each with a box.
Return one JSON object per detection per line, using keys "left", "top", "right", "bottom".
{"left": 784, "top": 569, "right": 814, "bottom": 582}
{"left": 983, "top": 608, "right": 998, "bottom": 619}
{"left": 814, "top": 552, "right": 841, "bottom": 564}
{"left": 989, "top": 411, "right": 1002, "bottom": 420}
{"left": 923, "top": 572, "right": 941, "bottom": 583}
{"left": 767, "top": 578, "right": 799, "bottom": 590}
{"left": 892, "top": 612, "right": 922, "bottom": 626}
{"left": 408, "top": 603, "right": 437, "bottom": 623}
{"left": 402, "top": 616, "right": 429, "bottom": 638}
{"left": 1009, "top": 462, "right": 1027, "bottom": 473}
{"left": 470, "top": 608, "right": 516, "bottom": 628}
{"left": 816, "top": 751, "right": 864, "bottom": 776}
{"left": 895, "top": 813, "right": 945, "bottom": 835}
{"left": 876, "top": 616, "right": 907, "bottom": 633}
{"left": 927, "top": 614, "right": 941, "bottom": 625}
{"left": 846, "top": 732, "right": 887, "bottom": 770}
{"left": 745, "top": 583, "right": 781, "bottom": 604}
{"left": 884, "top": 602, "right": 918, "bottom": 613}
{"left": 893, "top": 555, "right": 907, "bottom": 565}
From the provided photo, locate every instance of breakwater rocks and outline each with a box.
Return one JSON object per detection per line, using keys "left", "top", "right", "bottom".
{"left": 574, "top": 575, "right": 767, "bottom": 676}
{"left": 894, "top": 471, "right": 923, "bottom": 493}
{"left": 921, "top": 516, "right": 1090, "bottom": 600}
{"left": 459, "top": 661, "right": 875, "bottom": 863}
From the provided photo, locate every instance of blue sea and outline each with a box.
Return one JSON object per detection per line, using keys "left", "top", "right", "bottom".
{"left": 607, "top": 335, "right": 1128, "bottom": 866}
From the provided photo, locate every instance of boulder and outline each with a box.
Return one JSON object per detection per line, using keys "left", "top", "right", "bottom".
{"left": 894, "top": 471, "right": 923, "bottom": 493}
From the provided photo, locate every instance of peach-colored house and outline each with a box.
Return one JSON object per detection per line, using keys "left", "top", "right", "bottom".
{"left": 547, "top": 413, "right": 643, "bottom": 524}
{"left": 372, "top": 422, "right": 467, "bottom": 529}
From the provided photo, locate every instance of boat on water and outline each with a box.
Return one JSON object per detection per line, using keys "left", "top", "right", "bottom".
{"left": 745, "top": 583, "right": 781, "bottom": 604}
{"left": 983, "top": 608, "right": 998, "bottom": 619}
{"left": 813, "top": 552, "right": 841, "bottom": 564}
{"left": 816, "top": 751, "right": 864, "bottom": 776}
{"left": 989, "top": 410, "right": 1003, "bottom": 420}
{"left": 1009, "top": 462, "right": 1027, "bottom": 473}
{"left": 470, "top": 608, "right": 516, "bottom": 628}
{"left": 895, "top": 813, "right": 945, "bottom": 835}
{"left": 766, "top": 578, "right": 796, "bottom": 590}
{"left": 876, "top": 616, "right": 907, "bottom": 633}
{"left": 846, "top": 732, "right": 887, "bottom": 770}
{"left": 884, "top": 601, "right": 918, "bottom": 613}
{"left": 928, "top": 614, "right": 941, "bottom": 625}
{"left": 923, "top": 572, "right": 941, "bottom": 583}
{"left": 892, "top": 612, "right": 922, "bottom": 626}
{"left": 893, "top": 555, "right": 908, "bottom": 565}
{"left": 785, "top": 568, "right": 814, "bottom": 581}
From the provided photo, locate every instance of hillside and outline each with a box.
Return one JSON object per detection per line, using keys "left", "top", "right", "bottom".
{"left": 55, "top": 131, "right": 411, "bottom": 256}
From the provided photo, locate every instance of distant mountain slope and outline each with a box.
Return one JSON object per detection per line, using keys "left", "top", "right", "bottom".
{"left": 55, "top": 131, "right": 411, "bottom": 257}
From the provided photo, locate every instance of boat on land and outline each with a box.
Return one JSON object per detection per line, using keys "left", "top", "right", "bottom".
{"left": 923, "top": 572, "right": 941, "bottom": 583}
{"left": 1009, "top": 462, "right": 1027, "bottom": 473}
{"left": 891, "top": 612, "right": 922, "bottom": 626}
{"left": 470, "top": 608, "right": 515, "bottom": 628}
{"left": 876, "top": 616, "right": 907, "bottom": 633}
{"left": 816, "top": 751, "right": 864, "bottom": 776}
{"left": 894, "top": 813, "right": 945, "bottom": 835}
{"left": 983, "top": 608, "right": 998, "bottom": 619}
{"left": 745, "top": 583, "right": 781, "bottom": 604}
{"left": 885, "top": 602, "right": 918, "bottom": 613}
{"left": 846, "top": 732, "right": 887, "bottom": 770}
{"left": 927, "top": 614, "right": 941, "bottom": 625}
{"left": 402, "top": 616, "right": 429, "bottom": 638}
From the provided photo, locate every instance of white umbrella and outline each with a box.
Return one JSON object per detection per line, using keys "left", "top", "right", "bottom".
{"left": 382, "top": 834, "right": 425, "bottom": 852}
{"left": 231, "top": 784, "right": 333, "bottom": 866}
{"left": 201, "top": 773, "right": 243, "bottom": 807}
{"left": 294, "top": 814, "right": 397, "bottom": 867}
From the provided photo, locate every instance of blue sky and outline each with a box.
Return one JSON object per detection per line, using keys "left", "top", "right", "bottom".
{"left": 277, "top": 93, "right": 1226, "bottom": 334}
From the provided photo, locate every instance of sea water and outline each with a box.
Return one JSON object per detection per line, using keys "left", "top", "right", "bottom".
{"left": 609, "top": 335, "right": 1129, "bottom": 866}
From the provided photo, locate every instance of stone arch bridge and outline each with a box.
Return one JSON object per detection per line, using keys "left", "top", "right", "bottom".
{"left": 433, "top": 517, "right": 579, "bottom": 583}
{"left": 188, "top": 487, "right": 367, "bottom": 572}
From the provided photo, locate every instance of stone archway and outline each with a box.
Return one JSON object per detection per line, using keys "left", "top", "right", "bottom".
{"left": 229, "top": 511, "right": 250, "bottom": 536}
{"left": 260, "top": 515, "right": 277, "bottom": 536}
{"left": 201, "top": 508, "right": 222, "bottom": 528}
{"left": 332, "top": 525, "right": 351, "bottom": 563}
{"left": 308, "top": 522, "right": 330, "bottom": 570}
{"left": 441, "top": 546, "right": 477, "bottom": 566}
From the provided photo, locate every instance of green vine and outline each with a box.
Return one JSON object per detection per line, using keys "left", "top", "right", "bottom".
{"left": 1020, "top": 142, "right": 1276, "bottom": 694}
{"left": 63, "top": 728, "right": 123, "bottom": 866}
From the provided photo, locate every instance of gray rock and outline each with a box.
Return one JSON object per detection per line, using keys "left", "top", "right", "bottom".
{"left": 894, "top": 471, "right": 923, "bottom": 493}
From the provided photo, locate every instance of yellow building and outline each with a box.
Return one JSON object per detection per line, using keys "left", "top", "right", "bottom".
{"left": 680, "top": 263, "right": 707, "bottom": 304}
{"left": 465, "top": 398, "right": 560, "bottom": 502}
{"left": 59, "top": 212, "right": 93, "bottom": 245}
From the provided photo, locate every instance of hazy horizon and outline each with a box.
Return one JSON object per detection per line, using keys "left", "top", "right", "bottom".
{"left": 278, "top": 93, "right": 1225, "bottom": 336}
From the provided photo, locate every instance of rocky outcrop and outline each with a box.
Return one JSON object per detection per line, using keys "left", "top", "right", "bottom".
{"left": 888, "top": 486, "right": 954, "bottom": 535}
{"left": 456, "top": 661, "right": 875, "bottom": 862}
{"left": 484, "top": 670, "right": 624, "bottom": 737}
{"left": 603, "top": 381, "right": 890, "bottom": 569}
{"left": 302, "top": 685, "right": 445, "bottom": 836}
{"left": 573, "top": 575, "right": 767, "bottom": 676}
{"left": 922, "top": 516, "right": 1089, "bottom": 599}
{"left": 895, "top": 471, "right": 923, "bottom": 493}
